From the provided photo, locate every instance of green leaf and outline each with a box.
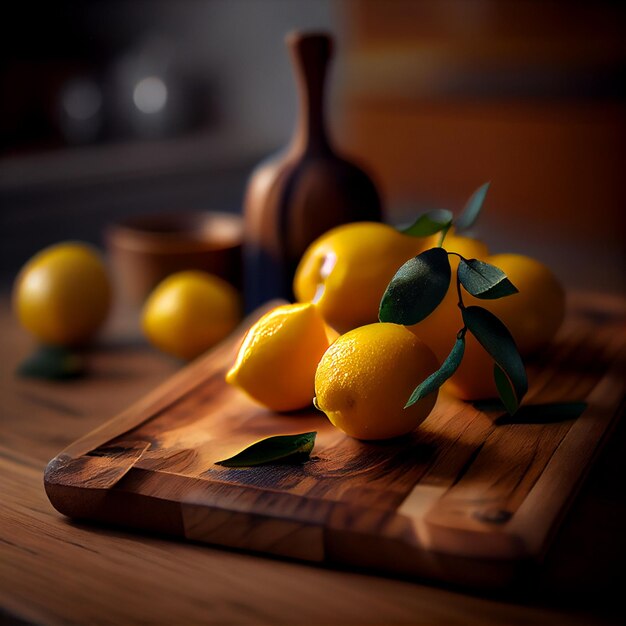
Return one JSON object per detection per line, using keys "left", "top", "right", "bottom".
{"left": 17, "top": 346, "right": 85, "bottom": 380}
{"left": 455, "top": 182, "right": 490, "bottom": 231}
{"left": 405, "top": 335, "right": 465, "bottom": 408}
{"left": 401, "top": 209, "right": 453, "bottom": 238}
{"left": 215, "top": 432, "right": 317, "bottom": 468}
{"left": 379, "top": 247, "right": 451, "bottom": 325}
{"left": 493, "top": 364, "right": 519, "bottom": 414}
{"left": 462, "top": 306, "right": 528, "bottom": 409}
{"left": 458, "top": 258, "right": 518, "bottom": 299}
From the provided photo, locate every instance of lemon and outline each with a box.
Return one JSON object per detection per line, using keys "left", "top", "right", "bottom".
{"left": 408, "top": 234, "right": 490, "bottom": 359}
{"left": 226, "top": 303, "right": 332, "bottom": 412}
{"left": 441, "top": 254, "right": 565, "bottom": 400}
{"left": 142, "top": 271, "right": 241, "bottom": 360}
{"left": 470, "top": 254, "right": 565, "bottom": 356}
{"left": 314, "top": 323, "right": 439, "bottom": 440}
{"left": 294, "top": 222, "right": 427, "bottom": 333}
{"left": 409, "top": 251, "right": 565, "bottom": 401}
{"left": 13, "top": 242, "right": 111, "bottom": 346}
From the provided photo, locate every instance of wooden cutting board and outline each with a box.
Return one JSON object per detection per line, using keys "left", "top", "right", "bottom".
{"left": 44, "top": 295, "right": 626, "bottom": 588}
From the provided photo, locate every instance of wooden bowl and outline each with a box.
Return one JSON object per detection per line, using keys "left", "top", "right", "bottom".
{"left": 106, "top": 211, "right": 243, "bottom": 306}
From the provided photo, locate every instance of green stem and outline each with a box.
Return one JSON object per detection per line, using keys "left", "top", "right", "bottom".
{"left": 446, "top": 251, "right": 466, "bottom": 311}
{"left": 437, "top": 223, "right": 452, "bottom": 247}
{"left": 455, "top": 272, "right": 465, "bottom": 310}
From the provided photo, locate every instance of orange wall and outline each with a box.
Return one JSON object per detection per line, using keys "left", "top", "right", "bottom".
{"left": 333, "top": 0, "right": 626, "bottom": 294}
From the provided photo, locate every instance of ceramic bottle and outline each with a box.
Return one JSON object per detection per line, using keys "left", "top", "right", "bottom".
{"left": 243, "top": 31, "right": 383, "bottom": 309}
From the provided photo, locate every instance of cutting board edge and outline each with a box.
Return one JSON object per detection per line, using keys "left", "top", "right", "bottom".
{"left": 43, "top": 467, "right": 533, "bottom": 589}
{"left": 43, "top": 457, "right": 535, "bottom": 565}
{"left": 506, "top": 370, "right": 626, "bottom": 558}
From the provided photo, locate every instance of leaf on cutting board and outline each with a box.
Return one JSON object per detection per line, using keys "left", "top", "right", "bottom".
{"left": 215, "top": 432, "right": 317, "bottom": 468}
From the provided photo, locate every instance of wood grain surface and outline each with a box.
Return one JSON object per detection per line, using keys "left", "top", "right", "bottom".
{"left": 2, "top": 293, "right": 625, "bottom": 625}
{"left": 42, "top": 294, "right": 626, "bottom": 591}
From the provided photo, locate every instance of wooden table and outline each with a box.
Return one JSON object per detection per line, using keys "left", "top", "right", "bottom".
{"left": 1, "top": 293, "right": 624, "bottom": 626}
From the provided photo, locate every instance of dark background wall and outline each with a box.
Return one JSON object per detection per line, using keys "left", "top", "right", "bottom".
{"left": 1, "top": 0, "right": 624, "bottom": 294}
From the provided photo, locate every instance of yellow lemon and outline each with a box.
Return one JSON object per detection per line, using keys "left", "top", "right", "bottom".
{"left": 314, "top": 323, "right": 439, "bottom": 440}
{"left": 409, "top": 251, "right": 565, "bottom": 401}
{"left": 294, "top": 222, "right": 427, "bottom": 334}
{"left": 226, "top": 303, "right": 332, "bottom": 412}
{"left": 408, "top": 234, "right": 490, "bottom": 359}
{"left": 142, "top": 271, "right": 241, "bottom": 360}
{"left": 442, "top": 254, "right": 566, "bottom": 400}
{"left": 470, "top": 254, "right": 566, "bottom": 356}
{"left": 13, "top": 242, "right": 111, "bottom": 346}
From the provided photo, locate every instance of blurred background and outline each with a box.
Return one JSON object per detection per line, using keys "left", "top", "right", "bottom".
{"left": 1, "top": 0, "right": 624, "bottom": 294}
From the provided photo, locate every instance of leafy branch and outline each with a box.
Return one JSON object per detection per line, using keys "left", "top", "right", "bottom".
{"left": 400, "top": 182, "right": 490, "bottom": 247}
{"left": 380, "top": 183, "right": 528, "bottom": 414}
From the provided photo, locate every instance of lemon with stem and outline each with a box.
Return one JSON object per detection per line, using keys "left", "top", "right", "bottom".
{"left": 314, "top": 323, "right": 439, "bottom": 440}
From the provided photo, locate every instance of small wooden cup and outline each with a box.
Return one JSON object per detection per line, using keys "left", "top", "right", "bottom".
{"left": 106, "top": 211, "right": 243, "bottom": 306}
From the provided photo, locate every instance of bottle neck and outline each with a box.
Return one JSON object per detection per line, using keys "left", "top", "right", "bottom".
{"left": 287, "top": 32, "right": 333, "bottom": 155}
{"left": 291, "top": 93, "right": 330, "bottom": 154}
